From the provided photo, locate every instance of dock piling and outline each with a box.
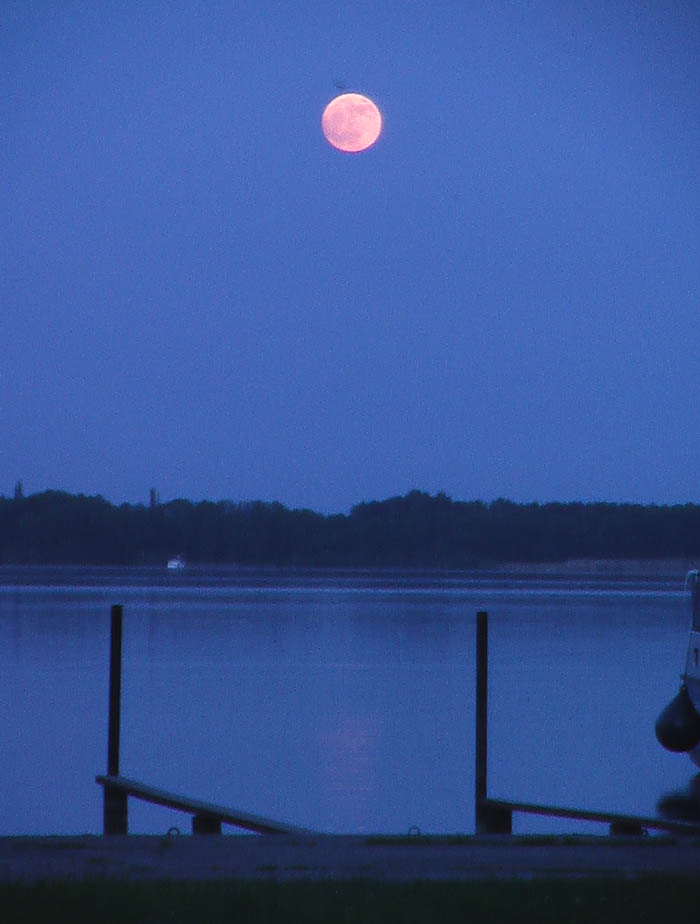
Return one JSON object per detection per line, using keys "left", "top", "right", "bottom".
{"left": 475, "top": 611, "right": 512, "bottom": 834}
{"left": 104, "top": 604, "right": 127, "bottom": 834}
{"left": 474, "top": 610, "right": 488, "bottom": 833}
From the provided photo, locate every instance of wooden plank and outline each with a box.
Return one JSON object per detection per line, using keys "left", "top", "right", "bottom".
{"left": 96, "top": 775, "right": 317, "bottom": 836}
{"left": 484, "top": 798, "right": 700, "bottom": 834}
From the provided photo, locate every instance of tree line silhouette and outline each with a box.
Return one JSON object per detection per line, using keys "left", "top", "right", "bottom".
{"left": 1, "top": 489, "right": 699, "bottom": 567}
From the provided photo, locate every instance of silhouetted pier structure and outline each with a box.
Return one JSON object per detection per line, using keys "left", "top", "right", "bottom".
{"left": 474, "top": 609, "right": 700, "bottom": 836}
{"left": 98, "top": 604, "right": 700, "bottom": 837}
{"left": 98, "top": 604, "right": 316, "bottom": 836}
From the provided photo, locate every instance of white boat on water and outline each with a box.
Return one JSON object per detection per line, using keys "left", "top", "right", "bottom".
{"left": 656, "top": 570, "right": 700, "bottom": 765}
{"left": 167, "top": 555, "right": 186, "bottom": 571}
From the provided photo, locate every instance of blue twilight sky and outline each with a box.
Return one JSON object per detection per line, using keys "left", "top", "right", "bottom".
{"left": 2, "top": 1, "right": 699, "bottom": 513}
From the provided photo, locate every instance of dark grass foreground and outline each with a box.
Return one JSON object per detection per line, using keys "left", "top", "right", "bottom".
{"left": 2, "top": 876, "right": 699, "bottom": 924}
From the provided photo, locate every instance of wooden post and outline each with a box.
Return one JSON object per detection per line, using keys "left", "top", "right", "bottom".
{"left": 475, "top": 610, "right": 488, "bottom": 833}
{"left": 104, "top": 604, "right": 127, "bottom": 834}
{"left": 107, "top": 605, "right": 123, "bottom": 776}
{"left": 475, "top": 610, "right": 512, "bottom": 834}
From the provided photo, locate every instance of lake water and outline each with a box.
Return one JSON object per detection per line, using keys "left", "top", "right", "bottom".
{"left": 1, "top": 565, "right": 696, "bottom": 836}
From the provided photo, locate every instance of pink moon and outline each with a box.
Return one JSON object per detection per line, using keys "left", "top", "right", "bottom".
{"left": 321, "top": 93, "right": 382, "bottom": 153}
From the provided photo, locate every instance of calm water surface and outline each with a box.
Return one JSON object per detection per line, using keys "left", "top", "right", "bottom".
{"left": 0, "top": 566, "right": 695, "bottom": 835}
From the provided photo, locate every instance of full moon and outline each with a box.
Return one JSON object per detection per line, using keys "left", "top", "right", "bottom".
{"left": 321, "top": 93, "right": 382, "bottom": 153}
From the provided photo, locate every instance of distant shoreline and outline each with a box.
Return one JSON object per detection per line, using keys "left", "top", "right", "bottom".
{"left": 0, "top": 558, "right": 695, "bottom": 578}
{"left": 505, "top": 558, "right": 698, "bottom": 576}
{"left": 3, "top": 489, "right": 700, "bottom": 568}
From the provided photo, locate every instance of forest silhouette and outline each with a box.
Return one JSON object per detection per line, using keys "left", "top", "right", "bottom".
{"left": 1, "top": 489, "right": 699, "bottom": 566}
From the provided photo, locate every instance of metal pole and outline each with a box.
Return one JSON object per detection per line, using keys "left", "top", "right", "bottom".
{"left": 104, "top": 604, "right": 127, "bottom": 834}
{"left": 475, "top": 610, "right": 488, "bottom": 833}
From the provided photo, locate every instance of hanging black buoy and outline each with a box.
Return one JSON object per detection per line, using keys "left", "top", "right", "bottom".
{"left": 655, "top": 685, "right": 700, "bottom": 752}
